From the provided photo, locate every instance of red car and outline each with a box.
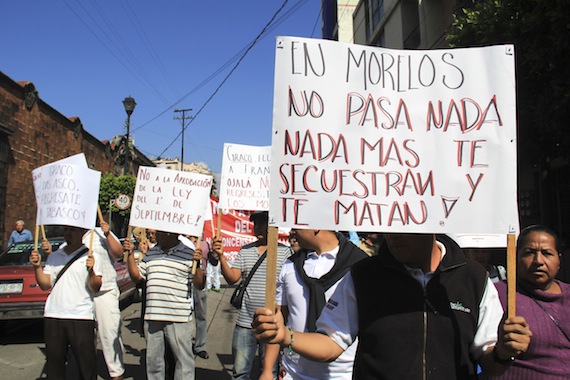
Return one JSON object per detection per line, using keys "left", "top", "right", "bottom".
{"left": 0, "top": 237, "right": 137, "bottom": 328}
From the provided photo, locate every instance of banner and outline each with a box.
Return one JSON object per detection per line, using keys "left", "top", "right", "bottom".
{"left": 269, "top": 37, "right": 519, "bottom": 234}
{"left": 130, "top": 166, "right": 213, "bottom": 236}
{"left": 203, "top": 198, "right": 290, "bottom": 261}
{"left": 219, "top": 143, "right": 271, "bottom": 211}
{"left": 32, "top": 157, "right": 100, "bottom": 230}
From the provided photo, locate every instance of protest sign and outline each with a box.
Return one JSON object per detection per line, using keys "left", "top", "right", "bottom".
{"left": 269, "top": 37, "right": 519, "bottom": 234}
{"left": 130, "top": 166, "right": 213, "bottom": 236}
{"left": 32, "top": 160, "right": 100, "bottom": 230}
{"left": 219, "top": 143, "right": 271, "bottom": 211}
{"left": 203, "top": 198, "right": 290, "bottom": 260}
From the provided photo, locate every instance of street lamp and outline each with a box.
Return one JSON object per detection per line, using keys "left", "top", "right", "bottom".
{"left": 122, "top": 96, "right": 136, "bottom": 174}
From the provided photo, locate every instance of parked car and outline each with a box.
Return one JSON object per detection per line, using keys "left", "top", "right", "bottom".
{"left": 0, "top": 237, "right": 137, "bottom": 325}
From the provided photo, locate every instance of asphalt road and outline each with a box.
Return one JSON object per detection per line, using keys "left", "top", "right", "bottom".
{"left": 0, "top": 279, "right": 253, "bottom": 379}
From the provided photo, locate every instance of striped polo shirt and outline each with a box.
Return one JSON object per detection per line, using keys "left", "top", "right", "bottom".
{"left": 138, "top": 243, "right": 197, "bottom": 322}
{"left": 230, "top": 242, "right": 292, "bottom": 328}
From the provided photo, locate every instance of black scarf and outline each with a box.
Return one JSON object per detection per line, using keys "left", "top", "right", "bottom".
{"left": 292, "top": 232, "right": 367, "bottom": 332}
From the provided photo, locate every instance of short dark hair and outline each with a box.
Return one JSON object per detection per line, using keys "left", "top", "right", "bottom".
{"left": 249, "top": 211, "right": 268, "bottom": 223}
{"left": 517, "top": 224, "right": 563, "bottom": 253}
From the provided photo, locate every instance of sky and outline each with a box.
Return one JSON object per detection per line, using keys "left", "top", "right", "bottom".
{"left": 2, "top": 0, "right": 322, "bottom": 174}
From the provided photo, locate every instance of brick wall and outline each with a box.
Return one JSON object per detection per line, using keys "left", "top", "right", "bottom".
{"left": 0, "top": 71, "right": 116, "bottom": 248}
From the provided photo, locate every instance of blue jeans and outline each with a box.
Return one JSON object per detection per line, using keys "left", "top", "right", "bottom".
{"left": 145, "top": 320, "right": 195, "bottom": 380}
{"left": 232, "top": 325, "right": 277, "bottom": 380}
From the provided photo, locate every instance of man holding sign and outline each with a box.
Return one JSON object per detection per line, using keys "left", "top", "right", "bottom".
{"left": 254, "top": 233, "right": 532, "bottom": 379}
{"left": 30, "top": 226, "right": 103, "bottom": 380}
{"left": 124, "top": 230, "right": 205, "bottom": 380}
{"left": 41, "top": 219, "right": 126, "bottom": 380}
{"left": 261, "top": 229, "right": 368, "bottom": 379}
{"left": 211, "top": 211, "right": 292, "bottom": 380}
{"left": 30, "top": 154, "right": 104, "bottom": 379}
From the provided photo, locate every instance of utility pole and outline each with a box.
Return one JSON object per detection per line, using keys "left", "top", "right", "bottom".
{"left": 174, "top": 108, "right": 192, "bottom": 171}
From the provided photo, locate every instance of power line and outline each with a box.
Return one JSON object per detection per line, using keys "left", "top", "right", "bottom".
{"left": 133, "top": 0, "right": 311, "bottom": 135}
{"left": 156, "top": 0, "right": 291, "bottom": 158}
{"left": 62, "top": 0, "right": 170, "bottom": 104}
{"left": 120, "top": 0, "right": 180, "bottom": 98}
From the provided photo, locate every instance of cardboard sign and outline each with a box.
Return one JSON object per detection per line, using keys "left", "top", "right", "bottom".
{"left": 32, "top": 158, "right": 100, "bottom": 230}
{"left": 219, "top": 143, "right": 271, "bottom": 211}
{"left": 130, "top": 166, "right": 213, "bottom": 236}
{"left": 269, "top": 37, "right": 519, "bottom": 234}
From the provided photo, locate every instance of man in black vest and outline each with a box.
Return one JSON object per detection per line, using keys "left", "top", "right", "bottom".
{"left": 253, "top": 233, "right": 533, "bottom": 379}
{"left": 260, "top": 229, "right": 367, "bottom": 379}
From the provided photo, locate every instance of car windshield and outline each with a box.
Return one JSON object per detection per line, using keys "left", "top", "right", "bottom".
{"left": 0, "top": 240, "right": 65, "bottom": 266}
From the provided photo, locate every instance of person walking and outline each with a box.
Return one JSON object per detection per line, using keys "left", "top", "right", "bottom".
{"left": 211, "top": 211, "right": 292, "bottom": 380}
{"left": 254, "top": 233, "right": 533, "bottom": 379}
{"left": 124, "top": 230, "right": 205, "bottom": 380}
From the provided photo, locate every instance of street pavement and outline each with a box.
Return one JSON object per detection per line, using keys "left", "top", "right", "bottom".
{"left": 0, "top": 278, "right": 262, "bottom": 379}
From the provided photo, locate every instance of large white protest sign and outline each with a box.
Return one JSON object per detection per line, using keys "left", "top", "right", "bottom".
{"left": 32, "top": 160, "right": 101, "bottom": 230}
{"left": 130, "top": 166, "right": 213, "bottom": 236}
{"left": 269, "top": 37, "right": 518, "bottom": 234}
{"left": 219, "top": 143, "right": 271, "bottom": 211}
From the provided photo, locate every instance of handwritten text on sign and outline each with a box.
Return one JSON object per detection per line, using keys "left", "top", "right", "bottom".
{"left": 219, "top": 143, "right": 271, "bottom": 211}
{"left": 32, "top": 162, "right": 100, "bottom": 229}
{"left": 269, "top": 37, "right": 518, "bottom": 234}
{"left": 130, "top": 166, "right": 213, "bottom": 236}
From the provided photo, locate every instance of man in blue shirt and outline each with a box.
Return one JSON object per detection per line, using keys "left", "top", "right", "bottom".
{"left": 8, "top": 220, "right": 33, "bottom": 247}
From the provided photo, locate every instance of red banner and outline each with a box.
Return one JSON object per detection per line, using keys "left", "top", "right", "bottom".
{"left": 202, "top": 198, "right": 290, "bottom": 261}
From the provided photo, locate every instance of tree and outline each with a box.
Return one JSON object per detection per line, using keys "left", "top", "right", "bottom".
{"left": 446, "top": 0, "right": 570, "bottom": 169}
{"left": 99, "top": 173, "right": 136, "bottom": 234}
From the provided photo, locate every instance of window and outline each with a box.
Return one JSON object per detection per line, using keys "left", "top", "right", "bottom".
{"left": 365, "top": 0, "right": 384, "bottom": 41}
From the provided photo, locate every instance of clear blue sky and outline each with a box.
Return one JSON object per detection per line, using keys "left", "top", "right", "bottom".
{"left": 2, "top": 0, "right": 321, "bottom": 174}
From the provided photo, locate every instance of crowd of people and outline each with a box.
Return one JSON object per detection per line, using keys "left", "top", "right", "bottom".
{"left": 14, "top": 209, "right": 568, "bottom": 379}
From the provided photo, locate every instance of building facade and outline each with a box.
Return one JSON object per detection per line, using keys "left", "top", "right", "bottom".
{"left": 0, "top": 71, "right": 151, "bottom": 248}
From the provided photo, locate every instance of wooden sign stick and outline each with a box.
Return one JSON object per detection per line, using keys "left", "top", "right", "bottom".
{"left": 265, "top": 226, "right": 278, "bottom": 310}
{"left": 34, "top": 224, "right": 40, "bottom": 251}
{"left": 124, "top": 225, "right": 134, "bottom": 262}
{"left": 506, "top": 233, "right": 517, "bottom": 318}
{"left": 97, "top": 204, "right": 105, "bottom": 225}
{"left": 40, "top": 225, "right": 47, "bottom": 241}
{"left": 216, "top": 209, "right": 223, "bottom": 239}
{"left": 191, "top": 237, "right": 202, "bottom": 275}
{"left": 89, "top": 228, "right": 95, "bottom": 255}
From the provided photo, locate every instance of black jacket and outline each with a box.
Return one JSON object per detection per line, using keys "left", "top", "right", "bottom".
{"left": 351, "top": 235, "right": 488, "bottom": 380}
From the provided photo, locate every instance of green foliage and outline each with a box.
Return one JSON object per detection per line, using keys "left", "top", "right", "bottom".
{"left": 99, "top": 173, "right": 136, "bottom": 217}
{"left": 446, "top": 0, "right": 570, "bottom": 167}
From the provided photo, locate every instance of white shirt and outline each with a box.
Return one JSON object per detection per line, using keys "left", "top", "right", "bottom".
{"left": 277, "top": 246, "right": 357, "bottom": 379}
{"left": 83, "top": 228, "right": 119, "bottom": 292}
{"left": 43, "top": 245, "right": 103, "bottom": 320}
{"left": 316, "top": 242, "right": 503, "bottom": 361}
{"left": 61, "top": 228, "right": 119, "bottom": 292}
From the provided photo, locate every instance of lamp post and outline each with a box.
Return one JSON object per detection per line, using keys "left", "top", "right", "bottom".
{"left": 122, "top": 96, "right": 136, "bottom": 174}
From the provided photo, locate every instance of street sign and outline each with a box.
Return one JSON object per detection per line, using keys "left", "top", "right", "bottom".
{"left": 114, "top": 193, "right": 131, "bottom": 210}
